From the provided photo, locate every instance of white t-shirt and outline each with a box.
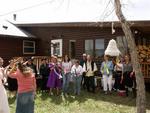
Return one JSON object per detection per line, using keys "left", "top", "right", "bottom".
{"left": 71, "top": 65, "right": 83, "bottom": 76}
{"left": 62, "top": 61, "right": 72, "bottom": 73}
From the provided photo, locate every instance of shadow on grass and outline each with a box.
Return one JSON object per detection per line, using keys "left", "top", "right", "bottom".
{"left": 39, "top": 89, "right": 150, "bottom": 110}
{"left": 50, "top": 91, "right": 150, "bottom": 110}
{"left": 39, "top": 92, "right": 49, "bottom": 100}
{"left": 76, "top": 90, "right": 150, "bottom": 110}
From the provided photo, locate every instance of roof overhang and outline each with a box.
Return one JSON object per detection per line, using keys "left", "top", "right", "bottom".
{"left": 0, "top": 20, "right": 36, "bottom": 38}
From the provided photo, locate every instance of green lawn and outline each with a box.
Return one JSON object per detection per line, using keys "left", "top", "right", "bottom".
{"left": 9, "top": 90, "right": 150, "bottom": 113}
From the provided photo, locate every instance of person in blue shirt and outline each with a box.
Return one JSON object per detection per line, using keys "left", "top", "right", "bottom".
{"left": 100, "top": 55, "right": 114, "bottom": 94}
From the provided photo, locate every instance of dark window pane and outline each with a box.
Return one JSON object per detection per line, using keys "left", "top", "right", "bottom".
{"left": 95, "top": 49, "right": 104, "bottom": 57}
{"left": 95, "top": 39, "right": 104, "bottom": 57}
{"left": 24, "top": 41, "right": 34, "bottom": 47}
{"left": 24, "top": 48, "right": 35, "bottom": 53}
{"left": 85, "top": 40, "right": 93, "bottom": 55}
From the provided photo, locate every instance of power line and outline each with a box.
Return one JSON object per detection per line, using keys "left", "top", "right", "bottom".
{"left": 101, "top": 7, "right": 115, "bottom": 21}
{"left": 0, "top": 0, "right": 55, "bottom": 17}
{"left": 91, "top": 0, "right": 113, "bottom": 21}
{"left": 99, "top": 0, "right": 112, "bottom": 20}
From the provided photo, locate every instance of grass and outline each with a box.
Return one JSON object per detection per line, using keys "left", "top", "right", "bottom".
{"left": 9, "top": 90, "right": 150, "bottom": 113}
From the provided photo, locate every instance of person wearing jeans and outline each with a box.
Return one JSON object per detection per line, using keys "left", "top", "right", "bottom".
{"left": 7, "top": 62, "right": 36, "bottom": 113}
{"left": 80, "top": 53, "right": 87, "bottom": 89}
{"left": 71, "top": 60, "right": 83, "bottom": 95}
{"left": 101, "top": 55, "right": 114, "bottom": 94}
{"left": 62, "top": 55, "right": 72, "bottom": 94}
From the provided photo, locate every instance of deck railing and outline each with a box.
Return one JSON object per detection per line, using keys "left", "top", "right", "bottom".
{"left": 141, "top": 62, "right": 150, "bottom": 79}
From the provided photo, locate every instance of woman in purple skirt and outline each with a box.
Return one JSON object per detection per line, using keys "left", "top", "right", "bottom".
{"left": 47, "top": 56, "right": 62, "bottom": 95}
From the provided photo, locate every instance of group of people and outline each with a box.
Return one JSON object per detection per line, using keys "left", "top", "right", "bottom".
{"left": 101, "top": 54, "right": 136, "bottom": 97}
{"left": 39, "top": 54, "right": 136, "bottom": 97}
{"left": 0, "top": 57, "right": 36, "bottom": 113}
{"left": 39, "top": 54, "right": 98, "bottom": 96}
{"left": 0, "top": 53, "right": 136, "bottom": 113}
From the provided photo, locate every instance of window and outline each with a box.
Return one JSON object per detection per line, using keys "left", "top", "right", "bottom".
{"left": 23, "top": 40, "right": 35, "bottom": 54}
{"left": 85, "top": 39, "right": 105, "bottom": 56}
{"left": 85, "top": 40, "right": 94, "bottom": 55}
{"left": 95, "top": 39, "right": 104, "bottom": 56}
{"left": 51, "top": 39, "right": 62, "bottom": 57}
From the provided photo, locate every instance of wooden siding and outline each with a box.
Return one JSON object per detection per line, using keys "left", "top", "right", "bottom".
{"left": 22, "top": 27, "right": 124, "bottom": 59}
{"left": 19, "top": 26, "right": 150, "bottom": 80}
{"left": 0, "top": 36, "right": 38, "bottom": 65}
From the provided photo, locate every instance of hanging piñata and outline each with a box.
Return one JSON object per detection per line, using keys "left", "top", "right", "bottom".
{"left": 105, "top": 39, "right": 121, "bottom": 56}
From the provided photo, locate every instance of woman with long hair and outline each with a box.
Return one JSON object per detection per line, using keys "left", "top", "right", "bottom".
{"left": 0, "top": 57, "right": 10, "bottom": 113}
{"left": 62, "top": 55, "right": 72, "bottom": 95}
{"left": 122, "top": 55, "right": 136, "bottom": 97}
{"left": 7, "top": 62, "right": 36, "bottom": 113}
{"left": 47, "top": 56, "right": 62, "bottom": 96}
{"left": 113, "top": 57, "right": 124, "bottom": 91}
{"left": 39, "top": 58, "right": 50, "bottom": 92}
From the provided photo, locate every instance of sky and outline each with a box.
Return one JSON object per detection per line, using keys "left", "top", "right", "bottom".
{"left": 0, "top": 0, "right": 149, "bottom": 23}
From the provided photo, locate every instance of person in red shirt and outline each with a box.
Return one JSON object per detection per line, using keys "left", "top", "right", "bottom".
{"left": 7, "top": 62, "right": 36, "bottom": 113}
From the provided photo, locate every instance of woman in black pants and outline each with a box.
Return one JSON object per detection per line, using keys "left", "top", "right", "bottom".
{"left": 39, "top": 59, "right": 50, "bottom": 92}
{"left": 113, "top": 58, "right": 124, "bottom": 91}
{"left": 122, "top": 55, "right": 136, "bottom": 97}
{"left": 7, "top": 59, "right": 18, "bottom": 97}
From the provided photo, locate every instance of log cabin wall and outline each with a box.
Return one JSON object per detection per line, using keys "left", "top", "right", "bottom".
{"left": 19, "top": 25, "right": 150, "bottom": 80}
{"left": 0, "top": 36, "right": 38, "bottom": 66}
{"left": 22, "top": 26, "right": 124, "bottom": 59}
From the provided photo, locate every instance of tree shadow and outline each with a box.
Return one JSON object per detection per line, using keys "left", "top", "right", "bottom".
{"left": 49, "top": 94, "right": 63, "bottom": 105}
{"left": 48, "top": 89, "right": 150, "bottom": 110}
{"left": 37, "top": 85, "right": 150, "bottom": 111}
{"left": 39, "top": 92, "right": 49, "bottom": 100}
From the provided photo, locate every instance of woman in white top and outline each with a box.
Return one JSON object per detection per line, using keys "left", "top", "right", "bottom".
{"left": 0, "top": 57, "right": 10, "bottom": 113}
{"left": 71, "top": 60, "right": 83, "bottom": 95}
{"left": 62, "top": 55, "right": 72, "bottom": 94}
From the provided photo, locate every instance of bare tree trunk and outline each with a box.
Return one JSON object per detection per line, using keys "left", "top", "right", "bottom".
{"left": 114, "top": 0, "right": 146, "bottom": 113}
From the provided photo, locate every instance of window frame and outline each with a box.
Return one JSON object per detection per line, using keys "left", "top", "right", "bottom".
{"left": 85, "top": 39, "right": 94, "bottom": 56}
{"left": 51, "top": 39, "right": 63, "bottom": 57}
{"left": 23, "top": 40, "right": 35, "bottom": 54}
{"left": 95, "top": 39, "right": 105, "bottom": 57}
{"left": 84, "top": 39, "right": 105, "bottom": 57}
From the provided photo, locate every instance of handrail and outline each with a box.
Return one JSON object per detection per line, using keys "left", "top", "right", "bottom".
{"left": 140, "top": 62, "right": 150, "bottom": 78}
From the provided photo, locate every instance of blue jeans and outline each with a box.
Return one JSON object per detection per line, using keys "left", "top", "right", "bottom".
{"left": 16, "top": 91, "right": 35, "bottom": 113}
{"left": 62, "top": 72, "right": 71, "bottom": 93}
{"left": 73, "top": 75, "right": 82, "bottom": 95}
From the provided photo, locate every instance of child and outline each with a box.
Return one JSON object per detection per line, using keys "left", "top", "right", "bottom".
{"left": 71, "top": 60, "right": 83, "bottom": 95}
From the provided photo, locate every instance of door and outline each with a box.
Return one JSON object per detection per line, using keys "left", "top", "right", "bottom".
{"left": 69, "top": 40, "right": 76, "bottom": 59}
{"left": 51, "top": 39, "right": 62, "bottom": 57}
